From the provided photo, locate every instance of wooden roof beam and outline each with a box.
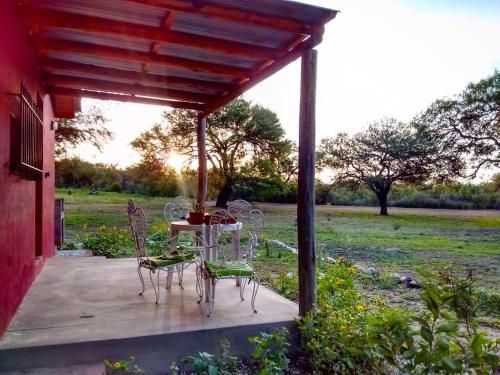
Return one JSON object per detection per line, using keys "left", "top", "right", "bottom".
{"left": 40, "top": 58, "right": 234, "bottom": 93}
{"left": 22, "top": 7, "right": 281, "bottom": 60}
{"left": 50, "top": 87, "right": 203, "bottom": 110}
{"left": 125, "top": 0, "right": 334, "bottom": 35}
{"left": 202, "top": 36, "right": 323, "bottom": 115}
{"left": 33, "top": 37, "right": 248, "bottom": 78}
{"left": 46, "top": 75, "right": 213, "bottom": 104}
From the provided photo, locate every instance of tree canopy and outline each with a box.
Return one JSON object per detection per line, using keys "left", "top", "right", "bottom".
{"left": 318, "top": 118, "right": 464, "bottom": 215}
{"left": 131, "top": 98, "right": 296, "bottom": 206}
{"left": 416, "top": 70, "right": 499, "bottom": 177}
{"left": 55, "top": 105, "right": 112, "bottom": 158}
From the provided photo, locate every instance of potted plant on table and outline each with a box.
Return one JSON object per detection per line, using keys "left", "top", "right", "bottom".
{"left": 188, "top": 202, "right": 205, "bottom": 224}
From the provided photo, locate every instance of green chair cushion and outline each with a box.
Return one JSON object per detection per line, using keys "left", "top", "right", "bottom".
{"left": 143, "top": 252, "right": 195, "bottom": 268}
{"left": 176, "top": 243, "right": 200, "bottom": 254}
{"left": 205, "top": 260, "right": 254, "bottom": 277}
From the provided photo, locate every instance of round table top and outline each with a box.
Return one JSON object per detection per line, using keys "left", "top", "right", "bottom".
{"left": 170, "top": 220, "right": 242, "bottom": 230}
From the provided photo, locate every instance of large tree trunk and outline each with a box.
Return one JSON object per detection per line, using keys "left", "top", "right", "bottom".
{"left": 215, "top": 181, "right": 233, "bottom": 207}
{"left": 376, "top": 191, "right": 389, "bottom": 216}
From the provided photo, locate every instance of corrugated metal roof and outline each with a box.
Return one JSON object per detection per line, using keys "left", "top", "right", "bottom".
{"left": 45, "top": 51, "right": 145, "bottom": 72}
{"left": 147, "top": 65, "right": 237, "bottom": 84}
{"left": 46, "top": 69, "right": 222, "bottom": 95}
{"left": 206, "top": 0, "right": 334, "bottom": 24}
{"left": 21, "top": 0, "right": 337, "bottom": 112}
{"left": 171, "top": 12, "right": 295, "bottom": 49}
{"left": 40, "top": 27, "right": 151, "bottom": 53}
{"left": 33, "top": 0, "right": 164, "bottom": 27}
{"left": 155, "top": 43, "right": 260, "bottom": 70}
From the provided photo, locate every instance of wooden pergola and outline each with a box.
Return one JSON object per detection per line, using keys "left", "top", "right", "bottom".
{"left": 19, "top": 0, "right": 338, "bottom": 315}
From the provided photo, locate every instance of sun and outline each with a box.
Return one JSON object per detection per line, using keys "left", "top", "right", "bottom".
{"left": 165, "top": 152, "right": 186, "bottom": 173}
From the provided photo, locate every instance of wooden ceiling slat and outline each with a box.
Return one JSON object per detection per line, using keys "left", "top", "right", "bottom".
{"left": 46, "top": 75, "right": 213, "bottom": 104}
{"left": 33, "top": 37, "right": 249, "bottom": 77}
{"left": 41, "top": 58, "right": 234, "bottom": 93}
{"left": 125, "top": 0, "right": 333, "bottom": 35}
{"left": 23, "top": 7, "right": 281, "bottom": 60}
{"left": 50, "top": 87, "right": 203, "bottom": 110}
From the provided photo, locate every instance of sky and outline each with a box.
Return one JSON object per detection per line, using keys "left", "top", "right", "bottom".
{"left": 74, "top": 0, "right": 500, "bottom": 179}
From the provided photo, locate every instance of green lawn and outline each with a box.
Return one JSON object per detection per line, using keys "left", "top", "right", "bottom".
{"left": 57, "top": 188, "right": 500, "bottom": 324}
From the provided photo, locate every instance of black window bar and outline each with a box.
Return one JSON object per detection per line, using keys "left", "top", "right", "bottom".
{"left": 13, "top": 84, "right": 44, "bottom": 181}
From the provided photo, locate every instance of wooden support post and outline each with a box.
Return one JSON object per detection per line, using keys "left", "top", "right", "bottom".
{"left": 197, "top": 115, "right": 208, "bottom": 207}
{"left": 297, "top": 48, "right": 317, "bottom": 316}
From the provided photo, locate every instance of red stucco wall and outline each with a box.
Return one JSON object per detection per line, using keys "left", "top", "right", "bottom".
{"left": 0, "top": 1, "right": 55, "bottom": 336}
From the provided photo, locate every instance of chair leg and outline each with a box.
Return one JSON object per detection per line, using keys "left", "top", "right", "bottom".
{"left": 137, "top": 266, "right": 145, "bottom": 296}
{"left": 207, "top": 278, "right": 216, "bottom": 317}
{"left": 166, "top": 269, "right": 173, "bottom": 289}
{"left": 239, "top": 277, "right": 247, "bottom": 301}
{"left": 195, "top": 265, "right": 204, "bottom": 304}
{"left": 150, "top": 269, "right": 160, "bottom": 304}
{"left": 177, "top": 265, "right": 184, "bottom": 290}
{"left": 251, "top": 276, "right": 260, "bottom": 313}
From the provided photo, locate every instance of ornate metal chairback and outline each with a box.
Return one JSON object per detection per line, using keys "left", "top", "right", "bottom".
{"left": 127, "top": 199, "right": 148, "bottom": 259}
{"left": 248, "top": 209, "right": 265, "bottom": 250}
{"left": 164, "top": 197, "right": 190, "bottom": 223}
{"left": 209, "top": 209, "right": 238, "bottom": 263}
{"left": 227, "top": 199, "right": 251, "bottom": 221}
{"left": 173, "top": 196, "right": 190, "bottom": 215}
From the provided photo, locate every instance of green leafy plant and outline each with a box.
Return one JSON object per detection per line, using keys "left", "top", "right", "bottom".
{"left": 57, "top": 241, "right": 78, "bottom": 250}
{"left": 438, "top": 266, "right": 478, "bottom": 336}
{"left": 82, "top": 225, "right": 130, "bottom": 258}
{"left": 184, "top": 339, "right": 238, "bottom": 375}
{"left": 249, "top": 327, "right": 290, "bottom": 375}
{"left": 272, "top": 272, "right": 298, "bottom": 300}
{"left": 297, "top": 259, "right": 384, "bottom": 374}
{"left": 367, "top": 286, "right": 500, "bottom": 374}
{"left": 103, "top": 357, "right": 144, "bottom": 374}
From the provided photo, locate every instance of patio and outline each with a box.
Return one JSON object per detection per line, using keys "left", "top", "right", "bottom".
{"left": 0, "top": 0, "right": 337, "bottom": 371}
{"left": 0, "top": 255, "right": 297, "bottom": 372}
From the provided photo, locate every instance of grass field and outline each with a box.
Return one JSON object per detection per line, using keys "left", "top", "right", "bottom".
{"left": 57, "top": 188, "right": 500, "bottom": 327}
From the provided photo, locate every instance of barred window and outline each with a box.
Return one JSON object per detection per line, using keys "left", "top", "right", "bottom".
{"left": 10, "top": 84, "right": 44, "bottom": 181}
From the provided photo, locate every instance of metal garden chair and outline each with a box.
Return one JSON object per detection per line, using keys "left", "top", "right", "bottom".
{"left": 127, "top": 199, "right": 203, "bottom": 304}
{"left": 227, "top": 199, "right": 252, "bottom": 221}
{"left": 163, "top": 196, "right": 190, "bottom": 222}
{"left": 201, "top": 209, "right": 260, "bottom": 317}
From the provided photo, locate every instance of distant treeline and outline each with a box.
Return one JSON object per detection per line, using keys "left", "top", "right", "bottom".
{"left": 317, "top": 182, "right": 500, "bottom": 210}
{"left": 56, "top": 158, "right": 499, "bottom": 209}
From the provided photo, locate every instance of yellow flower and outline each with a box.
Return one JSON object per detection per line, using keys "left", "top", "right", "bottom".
{"left": 338, "top": 256, "right": 345, "bottom": 264}
{"left": 348, "top": 266, "right": 356, "bottom": 274}
{"left": 114, "top": 362, "right": 121, "bottom": 368}
{"left": 356, "top": 304, "right": 366, "bottom": 312}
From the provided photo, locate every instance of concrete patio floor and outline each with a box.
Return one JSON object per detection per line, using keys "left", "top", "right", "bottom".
{"left": 0, "top": 256, "right": 298, "bottom": 372}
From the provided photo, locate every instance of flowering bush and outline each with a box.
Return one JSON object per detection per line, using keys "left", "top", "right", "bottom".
{"left": 297, "top": 259, "right": 500, "bottom": 374}
{"left": 298, "top": 258, "right": 386, "bottom": 373}
{"left": 82, "top": 225, "right": 130, "bottom": 258}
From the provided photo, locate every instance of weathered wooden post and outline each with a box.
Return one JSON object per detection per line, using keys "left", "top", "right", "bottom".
{"left": 197, "top": 115, "right": 208, "bottom": 206}
{"left": 297, "top": 48, "right": 317, "bottom": 316}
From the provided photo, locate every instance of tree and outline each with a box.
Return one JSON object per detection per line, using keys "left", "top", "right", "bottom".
{"left": 318, "top": 118, "right": 464, "bottom": 215}
{"left": 131, "top": 98, "right": 295, "bottom": 206}
{"left": 416, "top": 70, "right": 499, "bottom": 177}
{"left": 55, "top": 105, "right": 112, "bottom": 158}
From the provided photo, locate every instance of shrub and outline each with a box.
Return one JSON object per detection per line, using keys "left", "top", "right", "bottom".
{"left": 297, "top": 261, "right": 500, "bottom": 374}
{"left": 271, "top": 272, "right": 298, "bottom": 300}
{"left": 181, "top": 329, "right": 290, "bottom": 375}
{"left": 249, "top": 327, "right": 290, "bottom": 375}
{"left": 82, "top": 225, "right": 130, "bottom": 258}
{"left": 297, "top": 259, "right": 384, "bottom": 374}
{"left": 104, "top": 357, "right": 143, "bottom": 374}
